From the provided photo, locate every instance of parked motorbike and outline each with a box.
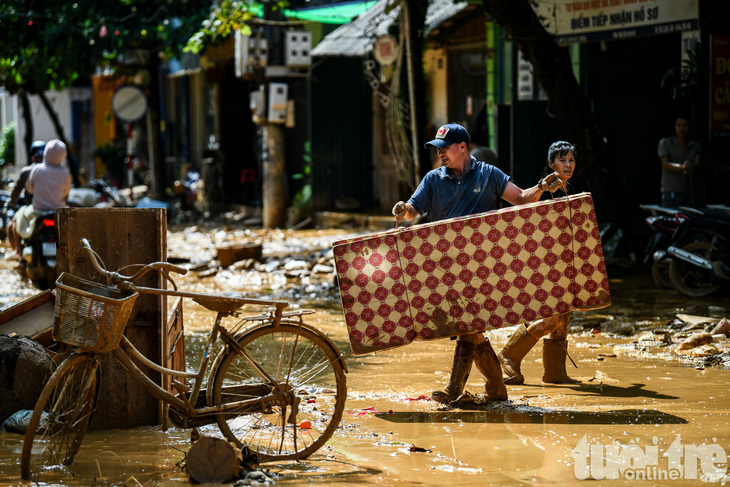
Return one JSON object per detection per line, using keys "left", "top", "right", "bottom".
{"left": 0, "top": 195, "right": 11, "bottom": 242}
{"left": 88, "top": 178, "right": 135, "bottom": 207}
{"left": 640, "top": 204, "right": 683, "bottom": 288}
{"left": 67, "top": 179, "right": 148, "bottom": 208}
{"left": 172, "top": 171, "right": 200, "bottom": 211}
{"left": 0, "top": 177, "right": 15, "bottom": 241}
{"left": 666, "top": 205, "right": 730, "bottom": 297}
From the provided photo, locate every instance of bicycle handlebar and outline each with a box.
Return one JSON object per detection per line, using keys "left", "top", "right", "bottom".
{"left": 79, "top": 238, "right": 116, "bottom": 280}
{"left": 79, "top": 238, "right": 290, "bottom": 317}
{"left": 79, "top": 238, "right": 188, "bottom": 286}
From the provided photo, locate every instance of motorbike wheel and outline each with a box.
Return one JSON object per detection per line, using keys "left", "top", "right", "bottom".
{"left": 668, "top": 241, "right": 722, "bottom": 297}
{"left": 651, "top": 260, "right": 673, "bottom": 289}
{"left": 27, "top": 265, "right": 56, "bottom": 290}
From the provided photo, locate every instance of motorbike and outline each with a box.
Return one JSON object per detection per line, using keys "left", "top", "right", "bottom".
{"left": 666, "top": 205, "right": 730, "bottom": 297}
{"left": 640, "top": 204, "right": 683, "bottom": 288}
{"left": 88, "top": 178, "right": 137, "bottom": 207}
{"left": 12, "top": 208, "right": 59, "bottom": 290}
{"left": 0, "top": 177, "right": 15, "bottom": 241}
{"left": 67, "top": 179, "right": 130, "bottom": 208}
{"left": 172, "top": 171, "right": 200, "bottom": 211}
{"left": 0, "top": 195, "right": 11, "bottom": 242}
{"left": 21, "top": 211, "right": 58, "bottom": 289}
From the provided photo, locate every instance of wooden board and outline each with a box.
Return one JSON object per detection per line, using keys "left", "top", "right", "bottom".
{"left": 676, "top": 314, "right": 721, "bottom": 325}
{"left": 0, "top": 291, "right": 55, "bottom": 348}
{"left": 160, "top": 296, "right": 184, "bottom": 428}
{"left": 57, "top": 208, "right": 168, "bottom": 429}
{"left": 333, "top": 193, "right": 611, "bottom": 355}
{"left": 0, "top": 290, "right": 54, "bottom": 334}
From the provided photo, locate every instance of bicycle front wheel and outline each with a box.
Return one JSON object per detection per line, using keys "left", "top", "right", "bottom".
{"left": 211, "top": 323, "right": 347, "bottom": 461}
{"left": 20, "top": 353, "right": 100, "bottom": 480}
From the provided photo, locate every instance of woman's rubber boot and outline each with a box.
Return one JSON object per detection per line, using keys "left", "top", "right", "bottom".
{"left": 474, "top": 340, "right": 508, "bottom": 401}
{"left": 497, "top": 324, "right": 538, "bottom": 385}
{"left": 542, "top": 338, "right": 580, "bottom": 384}
{"left": 432, "top": 340, "right": 476, "bottom": 404}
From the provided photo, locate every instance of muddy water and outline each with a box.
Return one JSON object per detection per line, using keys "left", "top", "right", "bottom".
{"left": 1, "top": 231, "right": 729, "bottom": 485}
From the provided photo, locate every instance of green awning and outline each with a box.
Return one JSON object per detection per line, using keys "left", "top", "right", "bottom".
{"left": 249, "top": 1, "right": 377, "bottom": 25}
{"left": 285, "top": 1, "right": 377, "bottom": 24}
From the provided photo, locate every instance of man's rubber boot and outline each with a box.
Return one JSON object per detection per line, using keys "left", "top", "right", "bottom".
{"left": 542, "top": 338, "right": 580, "bottom": 384}
{"left": 432, "top": 340, "right": 476, "bottom": 404}
{"left": 474, "top": 340, "right": 508, "bottom": 401}
{"left": 497, "top": 324, "right": 538, "bottom": 385}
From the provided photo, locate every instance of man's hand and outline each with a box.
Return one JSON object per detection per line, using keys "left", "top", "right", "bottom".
{"left": 392, "top": 201, "right": 407, "bottom": 222}
{"left": 539, "top": 172, "right": 564, "bottom": 193}
{"left": 683, "top": 160, "right": 696, "bottom": 176}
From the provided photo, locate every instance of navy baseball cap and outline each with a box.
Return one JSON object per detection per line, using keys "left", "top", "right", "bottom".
{"left": 424, "top": 123, "right": 471, "bottom": 149}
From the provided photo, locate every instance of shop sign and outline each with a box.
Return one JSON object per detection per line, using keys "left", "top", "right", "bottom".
{"left": 534, "top": 0, "right": 698, "bottom": 44}
{"left": 711, "top": 35, "right": 730, "bottom": 137}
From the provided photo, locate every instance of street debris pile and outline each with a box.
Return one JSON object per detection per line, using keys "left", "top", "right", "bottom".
{"left": 182, "top": 435, "right": 276, "bottom": 485}
{"left": 167, "top": 224, "right": 357, "bottom": 304}
{"left": 591, "top": 315, "right": 730, "bottom": 369}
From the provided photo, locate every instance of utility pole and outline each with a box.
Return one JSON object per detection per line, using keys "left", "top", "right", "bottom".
{"left": 401, "top": 0, "right": 421, "bottom": 188}
{"left": 262, "top": 121, "right": 287, "bottom": 228}
{"left": 261, "top": 2, "right": 288, "bottom": 228}
{"left": 236, "top": 3, "right": 311, "bottom": 228}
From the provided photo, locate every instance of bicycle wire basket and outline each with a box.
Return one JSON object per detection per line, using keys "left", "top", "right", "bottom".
{"left": 53, "top": 272, "right": 139, "bottom": 353}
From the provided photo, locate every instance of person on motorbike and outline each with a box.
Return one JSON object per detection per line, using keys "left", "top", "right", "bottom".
{"left": 9, "top": 140, "right": 71, "bottom": 257}
{"left": 6, "top": 141, "right": 45, "bottom": 257}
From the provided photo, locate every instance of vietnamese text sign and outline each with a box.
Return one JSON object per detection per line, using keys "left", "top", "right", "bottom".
{"left": 534, "top": 0, "right": 698, "bottom": 44}
{"left": 711, "top": 35, "right": 730, "bottom": 137}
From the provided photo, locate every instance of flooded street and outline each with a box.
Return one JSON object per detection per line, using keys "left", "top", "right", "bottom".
{"left": 1, "top": 224, "right": 729, "bottom": 485}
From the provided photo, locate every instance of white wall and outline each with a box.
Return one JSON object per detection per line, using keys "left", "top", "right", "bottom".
{"left": 424, "top": 48, "right": 448, "bottom": 129}
{"left": 0, "top": 90, "right": 15, "bottom": 131}
{"left": 11, "top": 91, "right": 73, "bottom": 167}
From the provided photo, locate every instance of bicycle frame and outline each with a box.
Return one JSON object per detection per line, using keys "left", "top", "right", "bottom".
{"left": 109, "top": 308, "right": 315, "bottom": 427}
{"left": 21, "top": 238, "right": 348, "bottom": 481}
{"left": 76, "top": 237, "right": 303, "bottom": 427}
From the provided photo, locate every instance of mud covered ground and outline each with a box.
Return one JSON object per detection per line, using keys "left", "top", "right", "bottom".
{"left": 1, "top": 222, "right": 729, "bottom": 486}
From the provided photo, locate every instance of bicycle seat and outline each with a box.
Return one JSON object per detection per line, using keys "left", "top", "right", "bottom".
{"left": 193, "top": 293, "right": 247, "bottom": 313}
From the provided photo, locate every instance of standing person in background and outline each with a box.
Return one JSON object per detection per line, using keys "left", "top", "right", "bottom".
{"left": 658, "top": 115, "right": 701, "bottom": 207}
{"left": 498, "top": 141, "right": 580, "bottom": 385}
{"left": 392, "top": 123, "right": 563, "bottom": 404}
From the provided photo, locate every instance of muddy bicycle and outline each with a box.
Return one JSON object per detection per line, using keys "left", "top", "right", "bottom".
{"left": 20, "top": 238, "right": 347, "bottom": 481}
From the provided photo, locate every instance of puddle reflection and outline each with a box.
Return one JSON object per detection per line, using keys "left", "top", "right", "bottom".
{"left": 515, "top": 382, "right": 679, "bottom": 400}
{"left": 375, "top": 408, "right": 688, "bottom": 425}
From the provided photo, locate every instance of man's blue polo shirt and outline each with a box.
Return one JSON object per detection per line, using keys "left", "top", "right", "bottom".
{"left": 408, "top": 156, "right": 510, "bottom": 222}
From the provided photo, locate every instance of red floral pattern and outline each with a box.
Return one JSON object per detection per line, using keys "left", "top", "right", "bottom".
{"left": 333, "top": 193, "right": 611, "bottom": 355}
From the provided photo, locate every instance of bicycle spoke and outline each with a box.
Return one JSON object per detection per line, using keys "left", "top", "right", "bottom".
{"left": 21, "top": 354, "right": 99, "bottom": 481}
{"left": 292, "top": 356, "right": 336, "bottom": 388}
{"left": 212, "top": 323, "right": 346, "bottom": 461}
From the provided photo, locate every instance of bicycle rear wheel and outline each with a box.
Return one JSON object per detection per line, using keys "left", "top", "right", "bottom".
{"left": 211, "top": 323, "right": 347, "bottom": 461}
{"left": 20, "top": 353, "right": 100, "bottom": 480}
